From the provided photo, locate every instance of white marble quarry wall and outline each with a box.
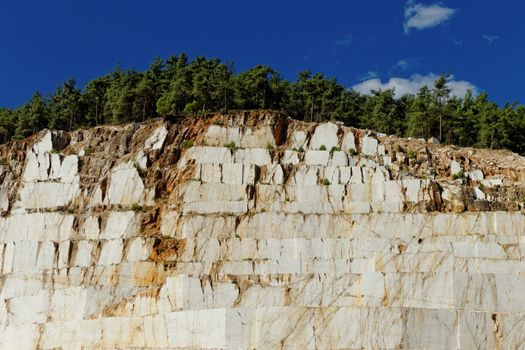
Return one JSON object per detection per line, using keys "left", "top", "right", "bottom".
{"left": 1, "top": 113, "right": 525, "bottom": 349}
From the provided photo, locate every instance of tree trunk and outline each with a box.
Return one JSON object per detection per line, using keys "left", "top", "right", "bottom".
{"left": 95, "top": 100, "right": 99, "bottom": 125}
{"left": 320, "top": 97, "right": 325, "bottom": 121}
{"left": 439, "top": 114, "right": 442, "bottom": 142}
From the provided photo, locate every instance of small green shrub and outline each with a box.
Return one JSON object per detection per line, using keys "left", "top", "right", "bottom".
{"left": 224, "top": 141, "right": 237, "bottom": 151}
{"left": 298, "top": 146, "right": 305, "bottom": 153}
{"left": 452, "top": 170, "right": 464, "bottom": 180}
{"left": 321, "top": 178, "right": 331, "bottom": 186}
{"left": 319, "top": 145, "right": 327, "bottom": 151}
{"left": 266, "top": 143, "right": 274, "bottom": 150}
{"left": 348, "top": 148, "right": 358, "bottom": 156}
{"left": 181, "top": 139, "right": 193, "bottom": 149}
{"left": 330, "top": 146, "right": 341, "bottom": 153}
{"left": 407, "top": 151, "right": 417, "bottom": 159}
{"left": 183, "top": 100, "right": 198, "bottom": 114}
{"left": 84, "top": 146, "right": 93, "bottom": 156}
{"left": 131, "top": 203, "right": 144, "bottom": 213}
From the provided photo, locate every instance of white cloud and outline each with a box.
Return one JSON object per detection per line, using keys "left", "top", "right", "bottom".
{"left": 404, "top": 2, "right": 456, "bottom": 33}
{"left": 483, "top": 34, "right": 499, "bottom": 44}
{"left": 335, "top": 34, "right": 353, "bottom": 46}
{"left": 351, "top": 73, "right": 478, "bottom": 98}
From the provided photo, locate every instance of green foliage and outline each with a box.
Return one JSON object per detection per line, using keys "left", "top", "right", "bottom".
{"left": 0, "top": 109, "right": 16, "bottom": 143}
{"left": 235, "top": 65, "right": 283, "bottom": 110}
{"left": 407, "top": 151, "right": 417, "bottom": 159}
{"left": 49, "top": 79, "right": 83, "bottom": 130}
{"left": 84, "top": 146, "right": 93, "bottom": 156}
{"left": 15, "top": 92, "right": 49, "bottom": 139}
{"left": 319, "top": 145, "right": 327, "bottom": 151}
{"left": 330, "top": 146, "right": 341, "bottom": 153}
{"left": 181, "top": 139, "right": 193, "bottom": 149}
{"left": 348, "top": 148, "right": 358, "bottom": 156}
{"left": 131, "top": 203, "right": 144, "bottom": 213}
{"left": 0, "top": 54, "right": 524, "bottom": 157}
{"left": 452, "top": 170, "right": 465, "bottom": 180}
{"left": 266, "top": 143, "right": 274, "bottom": 150}
{"left": 321, "top": 178, "right": 331, "bottom": 185}
{"left": 224, "top": 141, "right": 237, "bottom": 151}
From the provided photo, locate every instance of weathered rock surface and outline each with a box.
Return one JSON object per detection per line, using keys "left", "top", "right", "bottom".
{"left": 1, "top": 110, "right": 525, "bottom": 349}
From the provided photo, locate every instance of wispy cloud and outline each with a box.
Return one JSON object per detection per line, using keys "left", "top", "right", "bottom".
{"left": 483, "top": 34, "right": 499, "bottom": 45}
{"left": 396, "top": 59, "right": 410, "bottom": 71}
{"left": 404, "top": 2, "right": 456, "bottom": 33}
{"left": 335, "top": 34, "right": 353, "bottom": 47}
{"left": 450, "top": 39, "right": 463, "bottom": 46}
{"left": 391, "top": 58, "right": 420, "bottom": 72}
{"left": 303, "top": 49, "right": 315, "bottom": 60}
{"left": 359, "top": 71, "right": 379, "bottom": 81}
{"left": 352, "top": 73, "right": 478, "bottom": 98}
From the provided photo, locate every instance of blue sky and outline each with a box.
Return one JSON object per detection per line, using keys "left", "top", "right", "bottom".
{"left": 1, "top": 0, "right": 523, "bottom": 108}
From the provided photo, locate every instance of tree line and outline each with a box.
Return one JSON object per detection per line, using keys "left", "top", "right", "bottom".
{"left": 1, "top": 53, "right": 524, "bottom": 154}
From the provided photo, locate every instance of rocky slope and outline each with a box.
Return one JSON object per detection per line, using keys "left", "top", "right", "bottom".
{"left": 1, "top": 110, "right": 525, "bottom": 349}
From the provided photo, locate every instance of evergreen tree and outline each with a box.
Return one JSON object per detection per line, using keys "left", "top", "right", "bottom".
{"left": 15, "top": 92, "right": 49, "bottom": 138}
{"left": 406, "top": 86, "right": 434, "bottom": 139}
{"left": 104, "top": 69, "right": 139, "bottom": 123}
{"left": 235, "top": 65, "right": 282, "bottom": 110}
{"left": 0, "top": 108, "right": 16, "bottom": 143}
{"left": 84, "top": 76, "right": 110, "bottom": 125}
{"left": 432, "top": 75, "right": 451, "bottom": 142}
{"left": 157, "top": 54, "right": 191, "bottom": 116}
{"left": 49, "top": 79, "right": 83, "bottom": 130}
{"left": 365, "top": 89, "right": 404, "bottom": 135}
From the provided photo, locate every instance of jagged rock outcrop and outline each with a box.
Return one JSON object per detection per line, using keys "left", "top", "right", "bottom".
{"left": 1, "top": 110, "right": 525, "bottom": 349}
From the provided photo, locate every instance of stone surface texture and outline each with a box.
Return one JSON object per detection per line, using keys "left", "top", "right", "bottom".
{"left": 1, "top": 110, "right": 525, "bottom": 349}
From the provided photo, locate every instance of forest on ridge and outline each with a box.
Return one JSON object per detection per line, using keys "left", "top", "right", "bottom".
{"left": 1, "top": 53, "right": 524, "bottom": 154}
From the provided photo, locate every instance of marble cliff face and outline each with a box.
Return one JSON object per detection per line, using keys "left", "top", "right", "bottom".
{"left": 1, "top": 111, "right": 525, "bottom": 349}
